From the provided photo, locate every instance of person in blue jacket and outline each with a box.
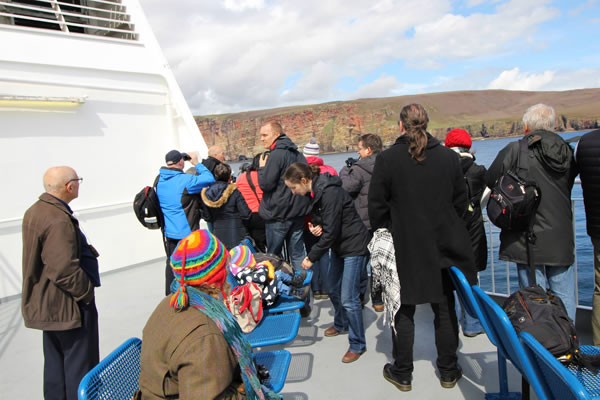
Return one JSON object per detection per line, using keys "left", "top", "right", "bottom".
{"left": 157, "top": 149, "right": 215, "bottom": 295}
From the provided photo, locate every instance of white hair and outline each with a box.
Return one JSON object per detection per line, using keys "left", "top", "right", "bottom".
{"left": 522, "top": 103, "right": 556, "bottom": 132}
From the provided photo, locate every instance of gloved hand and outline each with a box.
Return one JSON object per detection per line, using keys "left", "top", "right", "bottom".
{"left": 345, "top": 157, "right": 358, "bottom": 168}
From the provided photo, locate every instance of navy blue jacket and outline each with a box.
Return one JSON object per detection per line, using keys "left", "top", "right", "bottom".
{"left": 157, "top": 164, "right": 215, "bottom": 240}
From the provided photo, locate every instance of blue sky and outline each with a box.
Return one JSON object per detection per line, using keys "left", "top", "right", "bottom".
{"left": 140, "top": 0, "right": 600, "bottom": 115}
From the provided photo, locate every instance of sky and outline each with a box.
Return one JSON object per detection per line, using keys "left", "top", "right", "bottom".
{"left": 138, "top": 0, "right": 600, "bottom": 116}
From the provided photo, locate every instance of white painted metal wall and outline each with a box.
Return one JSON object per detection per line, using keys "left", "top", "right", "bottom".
{"left": 0, "top": 0, "right": 206, "bottom": 299}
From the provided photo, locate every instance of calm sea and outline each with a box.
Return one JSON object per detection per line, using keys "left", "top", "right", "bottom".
{"left": 231, "top": 130, "right": 594, "bottom": 306}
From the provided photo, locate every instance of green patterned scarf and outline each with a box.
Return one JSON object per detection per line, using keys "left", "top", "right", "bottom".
{"left": 172, "top": 281, "right": 280, "bottom": 400}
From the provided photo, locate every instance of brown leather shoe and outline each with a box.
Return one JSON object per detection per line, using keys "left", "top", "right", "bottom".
{"left": 373, "top": 304, "right": 384, "bottom": 312}
{"left": 324, "top": 326, "right": 340, "bottom": 337}
{"left": 342, "top": 349, "right": 365, "bottom": 363}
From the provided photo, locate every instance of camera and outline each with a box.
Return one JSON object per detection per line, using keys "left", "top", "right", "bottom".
{"left": 345, "top": 157, "right": 358, "bottom": 168}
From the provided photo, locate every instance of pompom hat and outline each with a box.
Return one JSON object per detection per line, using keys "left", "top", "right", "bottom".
{"left": 303, "top": 137, "right": 320, "bottom": 156}
{"left": 229, "top": 245, "right": 256, "bottom": 269}
{"left": 169, "top": 230, "right": 229, "bottom": 309}
{"left": 444, "top": 128, "right": 472, "bottom": 149}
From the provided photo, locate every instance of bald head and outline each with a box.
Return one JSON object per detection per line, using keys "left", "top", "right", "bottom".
{"left": 43, "top": 166, "right": 80, "bottom": 203}
{"left": 208, "top": 145, "right": 225, "bottom": 162}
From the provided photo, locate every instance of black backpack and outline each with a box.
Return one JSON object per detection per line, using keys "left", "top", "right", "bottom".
{"left": 133, "top": 175, "right": 163, "bottom": 230}
{"left": 487, "top": 138, "right": 541, "bottom": 232}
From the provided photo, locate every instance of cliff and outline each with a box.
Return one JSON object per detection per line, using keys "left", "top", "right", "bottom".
{"left": 195, "top": 89, "right": 600, "bottom": 160}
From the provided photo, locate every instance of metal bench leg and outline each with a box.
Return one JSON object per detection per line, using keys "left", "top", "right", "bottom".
{"left": 485, "top": 351, "right": 521, "bottom": 400}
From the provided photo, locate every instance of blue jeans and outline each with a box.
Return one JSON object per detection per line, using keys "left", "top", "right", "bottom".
{"left": 516, "top": 263, "right": 576, "bottom": 322}
{"left": 265, "top": 217, "right": 306, "bottom": 271}
{"left": 303, "top": 230, "right": 330, "bottom": 293}
{"left": 454, "top": 292, "right": 483, "bottom": 335}
{"left": 328, "top": 251, "right": 367, "bottom": 353}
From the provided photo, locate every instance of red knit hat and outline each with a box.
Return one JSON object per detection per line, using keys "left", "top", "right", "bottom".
{"left": 445, "top": 129, "right": 472, "bottom": 149}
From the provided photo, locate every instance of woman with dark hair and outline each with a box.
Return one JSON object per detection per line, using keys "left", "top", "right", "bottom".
{"left": 284, "top": 163, "right": 371, "bottom": 363}
{"left": 200, "top": 163, "right": 252, "bottom": 250}
{"left": 369, "top": 104, "right": 476, "bottom": 391}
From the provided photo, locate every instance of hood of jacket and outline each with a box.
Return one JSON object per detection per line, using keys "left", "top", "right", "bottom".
{"left": 458, "top": 153, "right": 475, "bottom": 174}
{"left": 311, "top": 173, "right": 342, "bottom": 204}
{"left": 528, "top": 129, "right": 574, "bottom": 174}
{"left": 201, "top": 181, "right": 237, "bottom": 208}
{"left": 159, "top": 166, "right": 184, "bottom": 181}
{"left": 201, "top": 156, "right": 222, "bottom": 174}
{"left": 305, "top": 155, "right": 324, "bottom": 166}
{"left": 394, "top": 132, "right": 441, "bottom": 150}
{"left": 272, "top": 134, "right": 299, "bottom": 152}
{"left": 354, "top": 154, "right": 376, "bottom": 174}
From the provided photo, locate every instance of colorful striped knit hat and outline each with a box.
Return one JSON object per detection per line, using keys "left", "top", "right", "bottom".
{"left": 169, "top": 230, "right": 229, "bottom": 309}
{"left": 229, "top": 244, "right": 256, "bottom": 269}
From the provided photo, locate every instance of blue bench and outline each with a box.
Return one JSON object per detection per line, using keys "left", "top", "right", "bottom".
{"left": 449, "top": 266, "right": 521, "bottom": 400}
{"left": 521, "top": 331, "right": 600, "bottom": 399}
{"left": 78, "top": 337, "right": 291, "bottom": 399}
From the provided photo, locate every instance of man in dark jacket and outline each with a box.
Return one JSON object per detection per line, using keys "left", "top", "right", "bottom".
{"left": 340, "top": 133, "right": 384, "bottom": 311}
{"left": 201, "top": 145, "right": 225, "bottom": 175}
{"left": 257, "top": 122, "right": 311, "bottom": 269}
{"left": 157, "top": 150, "right": 215, "bottom": 295}
{"left": 576, "top": 128, "right": 600, "bottom": 344}
{"left": 486, "top": 104, "right": 578, "bottom": 321}
{"left": 22, "top": 166, "right": 100, "bottom": 400}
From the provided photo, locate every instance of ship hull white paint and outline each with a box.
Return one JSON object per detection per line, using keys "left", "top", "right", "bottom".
{"left": 0, "top": 0, "right": 206, "bottom": 300}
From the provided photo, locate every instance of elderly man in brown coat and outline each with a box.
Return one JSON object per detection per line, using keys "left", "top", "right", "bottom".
{"left": 22, "top": 166, "right": 100, "bottom": 400}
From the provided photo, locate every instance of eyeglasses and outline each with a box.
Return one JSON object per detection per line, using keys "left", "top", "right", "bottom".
{"left": 66, "top": 177, "right": 83, "bottom": 186}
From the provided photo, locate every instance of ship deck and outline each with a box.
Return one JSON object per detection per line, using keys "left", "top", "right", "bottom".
{"left": 2, "top": 258, "right": 589, "bottom": 399}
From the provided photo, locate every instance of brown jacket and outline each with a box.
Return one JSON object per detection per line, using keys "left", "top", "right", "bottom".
{"left": 138, "top": 297, "right": 246, "bottom": 400}
{"left": 21, "top": 193, "right": 94, "bottom": 331}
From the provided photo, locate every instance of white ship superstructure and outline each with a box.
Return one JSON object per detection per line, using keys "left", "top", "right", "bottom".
{"left": 0, "top": 0, "right": 206, "bottom": 300}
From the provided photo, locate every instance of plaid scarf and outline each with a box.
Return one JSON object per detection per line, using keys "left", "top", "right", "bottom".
{"left": 368, "top": 229, "right": 401, "bottom": 334}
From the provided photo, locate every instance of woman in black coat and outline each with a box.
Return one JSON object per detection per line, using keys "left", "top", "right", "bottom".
{"left": 369, "top": 104, "right": 476, "bottom": 392}
{"left": 284, "top": 163, "right": 371, "bottom": 364}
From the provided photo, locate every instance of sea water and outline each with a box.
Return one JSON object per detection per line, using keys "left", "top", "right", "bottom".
{"left": 231, "top": 130, "right": 594, "bottom": 306}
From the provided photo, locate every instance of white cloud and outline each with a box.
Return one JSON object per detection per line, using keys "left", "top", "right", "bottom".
{"left": 487, "top": 67, "right": 600, "bottom": 91}
{"left": 351, "top": 74, "right": 404, "bottom": 99}
{"left": 139, "top": 0, "right": 563, "bottom": 115}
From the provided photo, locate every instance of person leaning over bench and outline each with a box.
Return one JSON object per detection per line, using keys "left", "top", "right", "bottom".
{"left": 136, "top": 229, "right": 279, "bottom": 400}
{"left": 485, "top": 104, "right": 578, "bottom": 322}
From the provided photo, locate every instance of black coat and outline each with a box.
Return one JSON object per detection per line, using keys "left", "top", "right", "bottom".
{"left": 485, "top": 130, "right": 578, "bottom": 266}
{"left": 576, "top": 129, "right": 600, "bottom": 239}
{"left": 307, "top": 173, "right": 371, "bottom": 262}
{"left": 459, "top": 153, "right": 488, "bottom": 272}
{"left": 258, "top": 135, "right": 311, "bottom": 222}
{"left": 369, "top": 134, "right": 476, "bottom": 305}
{"left": 201, "top": 181, "right": 251, "bottom": 250}
{"left": 339, "top": 154, "right": 376, "bottom": 230}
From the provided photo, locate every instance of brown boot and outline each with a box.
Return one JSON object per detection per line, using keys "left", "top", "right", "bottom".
{"left": 342, "top": 349, "right": 366, "bottom": 363}
{"left": 324, "top": 326, "right": 341, "bottom": 337}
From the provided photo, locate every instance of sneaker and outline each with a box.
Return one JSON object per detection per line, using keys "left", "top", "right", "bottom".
{"left": 289, "top": 285, "right": 310, "bottom": 301}
{"left": 313, "top": 290, "right": 322, "bottom": 299}
{"left": 289, "top": 270, "right": 307, "bottom": 288}
{"left": 463, "top": 330, "right": 484, "bottom": 338}
{"left": 440, "top": 367, "right": 462, "bottom": 389}
{"left": 383, "top": 364, "right": 411, "bottom": 392}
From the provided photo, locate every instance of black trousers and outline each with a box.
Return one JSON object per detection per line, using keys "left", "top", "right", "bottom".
{"left": 165, "top": 237, "right": 180, "bottom": 296}
{"left": 389, "top": 291, "right": 459, "bottom": 380}
{"left": 43, "top": 299, "right": 99, "bottom": 400}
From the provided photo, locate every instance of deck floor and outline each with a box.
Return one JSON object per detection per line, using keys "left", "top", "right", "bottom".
{"left": 0, "top": 259, "right": 529, "bottom": 399}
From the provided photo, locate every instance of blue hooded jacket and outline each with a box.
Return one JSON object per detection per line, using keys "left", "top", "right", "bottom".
{"left": 157, "top": 163, "right": 215, "bottom": 239}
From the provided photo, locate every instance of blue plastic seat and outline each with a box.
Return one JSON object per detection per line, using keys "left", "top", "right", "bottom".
{"left": 78, "top": 337, "right": 142, "bottom": 400}
{"left": 449, "top": 266, "right": 520, "bottom": 400}
{"left": 472, "top": 285, "right": 551, "bottom": 400}
{"left": 253, "top": 349, "right": 292, "bottom": 393}
{"left": 247, "top": 311, "right": 301, "bottom": 348}
{"left": 520, "top": 331, "right": 600, "bottom": 399}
